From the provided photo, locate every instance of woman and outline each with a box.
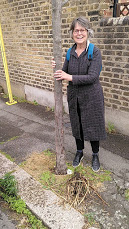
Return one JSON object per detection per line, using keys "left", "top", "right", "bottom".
{"left": 52, "top": 17, "right": 106, "bottom": 172}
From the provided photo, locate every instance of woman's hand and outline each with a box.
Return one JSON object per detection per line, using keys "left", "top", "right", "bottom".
{"left": 54, "top": 70, "right": 72, "bottom": 81}
{"left": 51, "top": 57, "right": 72, "bottom": 81}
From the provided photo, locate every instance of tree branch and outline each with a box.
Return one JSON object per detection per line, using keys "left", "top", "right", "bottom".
{"left": 62, "top": 0, "right": 69, "bottom": 7}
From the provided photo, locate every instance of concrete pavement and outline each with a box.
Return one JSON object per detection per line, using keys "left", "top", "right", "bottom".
{"left": 0, "top": 207, "right": 16, "bottom": 229}
{"left": 0, "top": 95, "right": 129, "bottom": 228}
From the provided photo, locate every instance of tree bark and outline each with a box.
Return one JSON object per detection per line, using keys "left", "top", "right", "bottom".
{"left": 51, "top": 0, "right": 67, "bottom": 174}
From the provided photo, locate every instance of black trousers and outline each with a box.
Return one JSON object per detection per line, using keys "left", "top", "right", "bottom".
{"left": 75, "top": 99, "right": 99, "bottom": 154}
{"left": 75, "top": 138, "right": 99, "bottom": 153}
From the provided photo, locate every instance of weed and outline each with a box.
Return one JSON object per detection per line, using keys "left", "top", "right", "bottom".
{"left": 67, "top": 164, "right": 112, "bottom": 184}
{"left": 125, "top": 189, "right": 129, "bottom": 201}
{"left": 0, "top": 150, "right": 15, "bottom": 162}
{"left": 9, "top": 136, "right": 19, "bottom": 141}
{"left": 44, "top": 149, "right": 54, "bottom": 156}
{"left": 19, "top": 160, "right": 27, "bottom": 167}
{"left": 107, "top": 122, "right": 116, "bottom": 134}
{"left": 51, "top": 106, "right": 54, "bottom": 112}
{"left": 0, "top": 136, "right": 19, "bottom": 145}
{"left": 13, "top": 95, "right": 27, "bottom": 103}
{"left": 2, "top": 93, "right": 9, "bottom": 98}
{"left": 40, "top": 171, "right": 55, "bottom": 188}
{"left": 2, "top": 93, "right": 39, "bottom": 106}
{"left": 0, "top": 173, "right": 18, "bottom": 197}
{"left": 2, "top": 94, "right": 28, "bottom": 103}
{"left": 33, "top": 100, "right": 38, "bottom": 105}
{"left": 0, "top": 173, "right": 47, "bottom": 229}
{"left": 84, "top": 212, "right": 96, "bottom": 226}
{"left": 13, "top": 95, "right": 38, "bottom": 105}
{"left": 46, "top": 106, "right": 54, "bottom": 112}
{"left": 22, "top": 150, "right": 112, "bottom": 217}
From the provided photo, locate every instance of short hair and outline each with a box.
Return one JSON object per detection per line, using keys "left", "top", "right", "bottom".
{"left": 70, "top": 17, "right": 94, "bottom": 38}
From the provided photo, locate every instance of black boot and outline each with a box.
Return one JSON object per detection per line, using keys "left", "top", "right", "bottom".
{"left": 73, "top": 150, "right": 83, "bottom": 167}
{"left": 92, "top": 153, "right": 100, "bottom": 172}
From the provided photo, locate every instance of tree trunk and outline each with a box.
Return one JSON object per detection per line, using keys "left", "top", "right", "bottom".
{"left": 51, "top": 0, "right": 67, "bottom": 174}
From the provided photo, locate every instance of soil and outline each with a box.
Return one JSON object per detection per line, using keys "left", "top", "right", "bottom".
{"left": 21, "top": 150, "right": 112, "bottom": 229}
{"left": 0, "top": 93, "right": 129, "bottom": 228}
{"left": 0, "top": 196, "right": 31, "bottom": 229}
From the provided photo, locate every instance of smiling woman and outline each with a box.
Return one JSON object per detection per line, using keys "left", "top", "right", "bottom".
{"left": 72, "top": 24, "right": 88, "bottom": 57}
{"left": 70, "top": 17, "right": 94, "bottom": 39}
{"left": 52, "top": 17, "right": 106, "bottom": 172}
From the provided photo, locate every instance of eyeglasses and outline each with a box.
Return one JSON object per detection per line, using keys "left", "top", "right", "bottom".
{"left": 73, "top": 29, "right": 86, "bottom": 34}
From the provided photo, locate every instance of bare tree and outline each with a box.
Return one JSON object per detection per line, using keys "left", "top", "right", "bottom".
{"left": 51, "top": 0, "right": 69, "bottom": 174}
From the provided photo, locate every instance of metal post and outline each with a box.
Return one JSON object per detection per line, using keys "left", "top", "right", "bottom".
{"left": 0, "top": 23, "right": 17, "bottom": 105}
{"left": 113, "top": 0, "right": 118, "bottom": 17}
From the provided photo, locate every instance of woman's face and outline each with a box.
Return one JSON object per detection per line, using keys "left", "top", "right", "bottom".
{"left": 72, "top": 22, "right": 88, "bottom": 45}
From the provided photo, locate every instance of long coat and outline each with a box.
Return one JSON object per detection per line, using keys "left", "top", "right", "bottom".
{"left": 62, "top": 43, "right": 106, "bottom": 141}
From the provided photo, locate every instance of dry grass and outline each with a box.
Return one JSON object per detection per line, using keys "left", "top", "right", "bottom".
{"left": 21, "top": 150, "right": 111, "bottom": 204}
{"left": 21, "top": 149, "right": 111, "bottom": 228}
{"left": 21, "top": 150, "right": 56, "bottom": 179}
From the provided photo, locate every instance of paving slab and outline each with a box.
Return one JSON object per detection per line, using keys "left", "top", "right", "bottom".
{"left": 0, "top": 208, "right": 16, "bottom": 229}
{"left": 0, "top": 95, "right": 129, "bottom": 229}
{"left": 0, "top": 154, "right": 85, "bottom": 229}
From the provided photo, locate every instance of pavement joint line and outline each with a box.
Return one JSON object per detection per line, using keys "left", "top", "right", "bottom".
{"left": 0, "top": 107, "right": 53, "bottom": 126}
{"left": 0, "top": 153, "right": 85, "bottom": 229}
{"left": 1, "top": 96, "right": 129, "bottom": 228}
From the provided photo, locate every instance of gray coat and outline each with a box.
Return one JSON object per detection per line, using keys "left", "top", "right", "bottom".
{"left": 62, "top": 43, "right": 106, "bottom": 141}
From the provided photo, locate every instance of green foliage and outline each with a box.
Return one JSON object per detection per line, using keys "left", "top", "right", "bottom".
{"left": 66, "top": 163, "right": 75, "bottom": 173}
{"left": 0, "top": 150, "right": 15, "bottom": 162}
{"left": 33, "top": 100, "right": 38, "bottom": 105}
{"left": 2, "top": 93, "right": 9, "bottom": 98}
{"left": 0, "top": 173, "right": 18, "bottom": 197}
{"left": 3, "top": 94, "right": 26, "bottom": 103}
{"left": 107, "top": 122, "right": 116, "bottom": 134}
{"left": 0, "top": 136, "right": 19, "bottom": 146}
{"left": 125, "top": 189, "right": 129, "bottom": 201}
{"left": 40, "top": 171, "right": 55, "bottom": 188}
{"left": 19, "top": 160, "right": 27, "bottom": 167}
{"left": 13, "top": 95, "right": 27, "bottom": 103}
{"left": 0, "top": 173, "right": 47, "bottom": 229}
{"left": 51, "top": 106, "right": 54, "bottom": 112}
{"left": 1, "top": 192, "right": 47, "bottom": 228}
{"left": 2, "top": 93, "right": 39, "bottom": 106}
{"left": 39, "top": 154, "right": 111, "bottom": 193}
{"left": 44, "top": 149, "right": 54, "bottom": 157}
{"left": 84, "top": 212, "right": 95, "bottom": 226}
{"left": 8, "top": 136, "right": 19, "bottom": 141}
{"left": 11, "top": 198, "right": 26, "bottom": 213}
{"left": 46, "top": 106, "right": 54, "bottom": 112}
{"left": 67, "top": 163, "right": 112, "bottom": 183}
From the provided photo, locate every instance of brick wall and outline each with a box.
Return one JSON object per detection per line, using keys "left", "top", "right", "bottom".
{"left": 0, "top": 0, "right": 112, "bottom": 95}
{"left": 94, "top": 17, "right": 129, "bottom": 112}
{"left": 0, "top": 0, "right": 54, "bottom": 92}
{"left": 0, "top": 0, "right": 129, "bottom": 115}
